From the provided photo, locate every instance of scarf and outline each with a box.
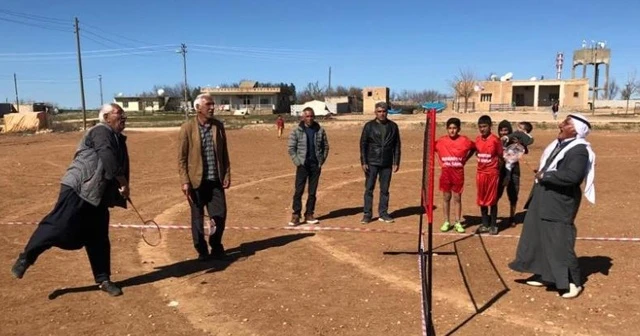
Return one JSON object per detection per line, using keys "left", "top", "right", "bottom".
{"left": 538, "top": 138, "right": 596, "bottom": 204}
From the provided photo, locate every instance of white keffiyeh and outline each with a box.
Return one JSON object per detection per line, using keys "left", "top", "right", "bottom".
{"left": 538, "top": 138, "right": 596, "bottom": 204}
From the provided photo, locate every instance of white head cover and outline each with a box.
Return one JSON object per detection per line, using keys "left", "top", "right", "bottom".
{"left": 568, "top": 113, "right": 591, "bottom": 138}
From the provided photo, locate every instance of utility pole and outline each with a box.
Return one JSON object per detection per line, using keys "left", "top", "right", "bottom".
{"left": 74, "top": 17, "right": 87, "bottom": 130}
{"left": 13, "top": 73, "right": 19, "bottom": 112}
{"left": 177, "top": 43, "right": 189, "bottom": 120}
{"left": 591, "top": 42, "right": 598, "bottom": 115}
{"left": 98, "top": 74, "right": 104, "bottom": 106}
{"left": 328, "top": 66, "right": 332, "bottom": 95}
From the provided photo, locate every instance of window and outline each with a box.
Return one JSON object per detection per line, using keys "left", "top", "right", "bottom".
{"left": 367, "top": 91, "right": 372, "bottom": 97}
{"left": 549, "top": 94, "right": 559, "bottom": 101}
{"left": 573, "top": 92, "right": 579, "bottom": 97}
{"left": 243, "top": 97, "right": 251, "bottom": 105}
{"left": 259, "top": 98, "right": 270, "bottom": 105}
{"left": 122, "top": 101, "right": 129, "bottom": 108}
{"left": 220, "top": 98, "right": 230, "bottom": 105}
{"left": 480, "top": 93, "right": 492, "bottom": 102}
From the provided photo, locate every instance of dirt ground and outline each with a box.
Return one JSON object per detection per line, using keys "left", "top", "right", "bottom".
{"left": 1, "top": 120, "right": 639, "bottom": 336}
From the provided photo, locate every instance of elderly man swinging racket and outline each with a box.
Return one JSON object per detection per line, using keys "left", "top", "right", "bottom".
{"left": 509, "top": 113, "right": 596, "bottom": 299}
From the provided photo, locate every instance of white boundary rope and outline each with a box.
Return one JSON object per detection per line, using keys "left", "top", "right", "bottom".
{"left": 1, "top": 221, "right": 639, "bottom": 242}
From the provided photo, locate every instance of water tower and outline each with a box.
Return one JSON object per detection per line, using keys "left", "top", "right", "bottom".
{"left": 571, "top": 40, "right": 611, "bottom": 99}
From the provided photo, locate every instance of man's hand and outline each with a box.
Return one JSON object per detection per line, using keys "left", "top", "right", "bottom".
{"left": 223, "top": 179, "right": 231, "bottom": 189}
{"left": 393, "top": 165, "right": 399, "bottom": 173}
{"left": 118, "top": 185, "right": 130, "bottom": 199}
{"left": 535, "top": 171, "right": 544, "bottom": 180}
{"left": 361, "top": 164, "right": 369, "bottom": 173}
{"left": 182, "top": 183, "right": 192, "bottom": 202}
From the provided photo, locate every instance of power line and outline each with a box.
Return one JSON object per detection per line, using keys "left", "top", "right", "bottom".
{"left": 81, "top": 21, "right": 154, "bottom": 47}
{"left": 0, "top": 45, "right": 177, "bottom": 57}
{"left": 0, "top": 9, "right": 68, "bottom": 24}
{"left": 0, "top": 15, "right": 71, "bottom": 33}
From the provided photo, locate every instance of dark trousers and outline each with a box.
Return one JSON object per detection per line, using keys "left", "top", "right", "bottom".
{"left": 363, "top": 165, "right": 392, "bottom": 217}
{"left": 189, "top": 179, "right": 227, "bottom": 256}
{"left": 292, "top": 164, "right": 321, "bottom": 216}
{"left": 23, "top": 185, "right": 111, "bottom": 283}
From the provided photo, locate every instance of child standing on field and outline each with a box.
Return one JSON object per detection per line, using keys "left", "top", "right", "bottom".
{"left": 276, "top": 115, "right": 285, "bottom": 139}
{"left": 435, "top": 118, "right": 475, "bottom": 233}
{"left": 475, "top": 115, "right": 503, "bottom": 235}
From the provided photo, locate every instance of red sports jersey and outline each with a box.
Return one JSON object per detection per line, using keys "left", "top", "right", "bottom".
{"left": 475, "top": 134, "right": 503, "bottom": 174}
{"left": 435, "top": 135, "right": 475, "bottom": 169}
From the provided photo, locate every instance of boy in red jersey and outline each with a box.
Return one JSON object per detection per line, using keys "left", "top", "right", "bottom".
{"left": 475, "top": 115, "right": 503, "bottom": 235}
{"left": 435, "top": 118, "right": 475, "bottom": 233}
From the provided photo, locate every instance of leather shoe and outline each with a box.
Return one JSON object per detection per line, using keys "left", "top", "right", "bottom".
{"left": 11, "top": 253, "right": 30, "bottom": 279}
{"left": 99, "top": 280, "right": 123, "bottom": 297}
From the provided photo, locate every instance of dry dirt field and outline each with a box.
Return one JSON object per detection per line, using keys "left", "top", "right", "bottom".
{"left": 1, "top": 119, "right": 639, "bottom": 336}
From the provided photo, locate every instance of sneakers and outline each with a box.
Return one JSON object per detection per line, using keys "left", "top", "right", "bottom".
{"left": 304, "top": 214, "right": 319, "bottom": 225}
{"left": 477, "top": 225, "right": 490, "bottom": 233}
{"left": 560, "top": 283, "right": 583, "bottom": 299}
{"left": 288, "top": 214, "right": 301, "bottom": 226}
{"left": 489, "top": 226, "right": 499, "bottom": 235}
{"left": 378, "top": 214, "right": 394, "bottom": 223}
{"left": 453, "top": 222, "right": 465, "bottom": 233}
{"left": 99, "top": 280, "right": 123, "bottom": 297}
{"left": 360, "top": 216, "right": 372, "bottom": 224}
{"left": 11, "top": 254, "right": 30, "bottom": 279}
{"left": 440, "top": 221, "right": 453, "bottom": 232}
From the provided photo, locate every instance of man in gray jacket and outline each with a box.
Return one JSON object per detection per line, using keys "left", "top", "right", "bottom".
{"left": 11, "top": 103, "right": 130, "bottom": 297}
{"left": 287, "top": 107, "right": 329, "bottom": 225}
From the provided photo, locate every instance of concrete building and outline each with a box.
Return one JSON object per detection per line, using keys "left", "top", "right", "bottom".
{"left": 463, "top": 78, "right": 590, "bottom": 111}
{"left": 113, "top": 96, "right": 181, "bottom": 112}
{"left": 362, "top": 87, "right": 389, "bottom": 114}
{"left": 200, "top": 80, "right": 291, "bottom": 115}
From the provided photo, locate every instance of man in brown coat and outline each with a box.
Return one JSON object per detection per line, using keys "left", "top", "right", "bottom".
{"left": 178, "top": 94, "right": 231, "bottom": 261}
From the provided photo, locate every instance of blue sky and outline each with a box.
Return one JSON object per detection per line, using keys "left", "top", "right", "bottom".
{"left": 1, "top": 0, "right": 639, "bottom": 108}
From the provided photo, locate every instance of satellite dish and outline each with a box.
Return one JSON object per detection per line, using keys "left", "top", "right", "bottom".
{"left": 473, "top": 84, "right": 484, "bottom": 92}
{"left": 490, "top": 74, "right": 498, "bottom": 81}
{"left": 501, "top": 72, "right": 513, "bottom": 81}
{"left": 157, "top": 88, "right": 165, "bottom": 96}
{"left": 529, "top": 77, "right": 537, "bottom": 81}
{"left": 117, "top": 92, "right": 123, "bottom": 97}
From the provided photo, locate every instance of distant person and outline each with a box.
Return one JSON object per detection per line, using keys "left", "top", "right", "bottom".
{"left": 11, "top": 103, "right": 130, "bottom": 297}
{"left": 287, "top": 107, "right": 330, "bottom": 226}
{"left": 552, "top": 101, "right": 559, "bottom": 120}
{"left": 509, "top": 114, "right": 595, "bottom": 299}
{"left": 276, "top": 115, "right": 285, "bottom": 139}
{"left": 359, "top": 102, "right": 401, "bottom": 224}
{"left": 435, "top": 118, "right": 475, "bottom": 233}
{"left": 474, "top": 115, "right": 503, "bottom": 235}
{"left": 178, "top": 94, "right": 231, "bottom": 261}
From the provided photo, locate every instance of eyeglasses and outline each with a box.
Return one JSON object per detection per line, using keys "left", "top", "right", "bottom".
{"left": 205, "top": 103, "right": 215, "bottom": 106}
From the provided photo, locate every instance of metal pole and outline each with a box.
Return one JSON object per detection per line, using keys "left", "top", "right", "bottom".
{"left": 74, "top": 17, "right": 87, "bottom": 130}
{"left": 591, "top": 44, "right": 597, "bottom": 115}
{"left": 328, "top": 66, "right": 332, "bottom": 94}
{"left": 13, "top": 73, "right": 19, "bottom": 112}
{"left": 179, "top": 43, "right": 188, "bottom": 120}
{"left": 99, "top": 74, "right": 104, "bottom": 106}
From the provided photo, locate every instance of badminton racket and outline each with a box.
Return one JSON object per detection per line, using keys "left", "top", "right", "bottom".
{"left": 185, "top": 196, "right": 217, "bottom": 236}
{"left": 127, "top": 198, "right": 162, "bottom": 246}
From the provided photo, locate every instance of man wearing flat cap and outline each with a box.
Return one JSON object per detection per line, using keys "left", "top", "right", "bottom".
{"left": 509, "top": 113, "right": 596, "bottom": 299}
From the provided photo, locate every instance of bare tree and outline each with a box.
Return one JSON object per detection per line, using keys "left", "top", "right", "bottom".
{"left": 296, "top": 81, "right": 326, "bottom": 103}
{"left": 607, "top": 79, "right": 619, "bottom": 100}
{"left": 621, "top": 71, "right": 639, "bottom": 114}
{"left": 390, "top": 89, "right": 446, "bottom": 103}
{"left": 450, "top": 68, "right": 476, "bottom": 113}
